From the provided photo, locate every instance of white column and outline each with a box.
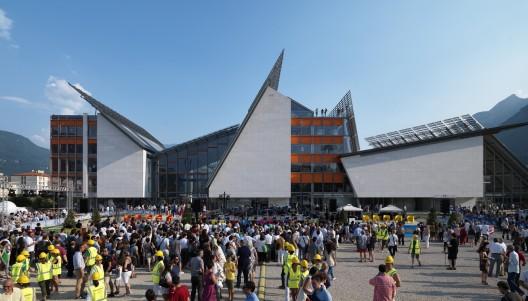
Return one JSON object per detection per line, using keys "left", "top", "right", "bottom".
{"left": 82, "top": 113, "right": 88, "bottom": 197}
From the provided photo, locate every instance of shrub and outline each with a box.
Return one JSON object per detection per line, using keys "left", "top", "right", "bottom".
{"left": 63, "top": 210, "right": 76, "bottom": 228}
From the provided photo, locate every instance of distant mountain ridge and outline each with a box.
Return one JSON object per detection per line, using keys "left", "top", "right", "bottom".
{"left": 0, "top": 130, "right": 49, "bottom": 176}
{"left": 473, "top": 94, "right": 528, "bottom": 166}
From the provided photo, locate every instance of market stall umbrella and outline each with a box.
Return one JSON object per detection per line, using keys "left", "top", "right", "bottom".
{"left": 379, "top": 205, "right": 403, "bottom": 213}
{"left": 338, "top": 204, "right": 363, "bottom": 212}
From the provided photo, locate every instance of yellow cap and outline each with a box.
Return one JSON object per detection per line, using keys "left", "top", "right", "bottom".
{"left": 301, "top": 260, "right": 309, "bottom": 268}
{"left": 39, "top": 252, "right": 47, "bottom": 259}
{"left": 313, "top": 254, "right": 322, "bottom": 261}
{"left": 96, "top": 255, "right": 103, "bottom": 261}
{"left": 385, "top": 256, "right": 394, "bottom": 264}
{"left": 287, "top": 244, "right": 295, "bottom": 252}
{"left": 52, "top": 249, "right": 60, "bottom": 255}
{"left": 155, "top": 250, "right": 164, "bottom": 257}
{"left": 21, "top": 250, "right": 29, "bottom": 257}
{"left": 48, "top": 245, "right": 55, "bottom": 251}
{"left": 92, "top": 272, "right": 101, "bottom": 280}
{"left": 413, "top": 234, "right": 418, "bottom": 240}
{"left": 17, "top": 275, "right": 30, "bottom": 284}
{"left": 16, "top": 255, "right": 25, "bottom": 262}
{"left": 292, "top": 257, "right": 300, "bottom": 264}
{"left": 88, "top": 240, "right": 95, "bottom": 246}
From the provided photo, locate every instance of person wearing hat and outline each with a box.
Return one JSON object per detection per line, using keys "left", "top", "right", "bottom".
{"left": 287, "top": 257, "right": 302, "bottom": 301}
{"left": 21, "top": 250, "right": 30, "bottom": 277}
{"left": 151, "top": 250, "right": 165, "bottom": 296}
{"left": 384, "top": 256, "right": 401, "bottom": 287}
{"left": 47, "top": 245, "right": 55, "bottom": 261}
{"left": 16, "top": 275, "right": 36, "bottom": 301}
{"left": 51, "top": 249, "right": 62, "bottom": 293}
{"left": 84, "top": 240, "right": 98, "bottom": 274}
{"left": 36, "top": 252, "right": 52, "bottom": 300}
{"left": 89, "top": 255, "right": 105, "bottom": 289}
{"left": 11, "top": 255, "right": 26, "bottom": 284}
{"left": 280, "top": 243, "right": 297, "bottom": 290}
{"left": 408, "top": 234, "right": 422, "bottom": 268}
{"left": 312, "top": 254, "right": 322, "bottom": 271}
{"left": 86, "top": 272, "right": 106, "bottom": 301}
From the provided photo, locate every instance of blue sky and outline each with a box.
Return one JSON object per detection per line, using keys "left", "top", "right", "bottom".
{"left": 1, "top": 1, "right": 528, "bottom": 149}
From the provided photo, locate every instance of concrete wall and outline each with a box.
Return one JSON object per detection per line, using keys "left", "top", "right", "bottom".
{"left": 97, "top": 115, "right": 148, "bottom": 198}
{"left": 209, "top": 87, "right": 291, "bottom": 198}
{"left": 342, "top": 136, "right": 484, "bottom": 198}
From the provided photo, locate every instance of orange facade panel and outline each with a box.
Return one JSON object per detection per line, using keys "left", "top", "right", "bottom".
{"left": 291, "top": 172, "right": 345, "bottom": 183}
{"left": 88, "top": 139, "right": 97, "bottom": 144}
{"left": 291, "top": 136, "right": 343, "bottom": 144}
{"left": 291, "top": 117, "right": 343, "bottom": 126}
{"left": 50, "top": 120, "right": 83, "bottom": 126}
{"left": 51, "top": 137, "right": 83, "bottom": 144}
{"left": 291, "top": 154, "right": 340, "bottom": 163}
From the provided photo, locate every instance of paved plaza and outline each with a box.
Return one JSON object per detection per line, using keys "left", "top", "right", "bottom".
{"left": 19, "top": 237, "right": 509, "bottom": 301}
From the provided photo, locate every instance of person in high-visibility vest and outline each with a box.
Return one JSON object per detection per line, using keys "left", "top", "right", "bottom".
{"left": 85, "top": 240, "right": 98, "bottom": 274}
{"left": 408, "top": 234, "right": 422, "bottom": 268}
{"left": 11, "top": 254, "right": 26, "bottom": 283}
{"left": 86, "top": 271, "right": 107, "bottom": 301}
{"left": 16, "top": 275, "right": 36, "bottom": 301}
{"left": 384, "top": 256, "right": 401, "bottom": 287}
{"left": 51, "top": 248, "right": 62, "bottom": 293}
{"left": 21, "top": 250, "right": 30, "bottom": 276}
{"left": 287, "top": 257, "right": 302, "bottom": 301}
{"left": 89, "top": 255, "right": 105, "bottom": 286}
{"left": 312, "top": 254, "right": 322, "bottom": 271}
{"left": 47, "top": 245, "right": 56, "bottom": 261}
{"left": 300, "top": 260, "right": 310, "bottom": 281}
{"left": 36, "top": 252, "right": 52, "bottom": 301}
{"left": 151, "top": 250, "right": 165, "bottom": 295}
{"left": 282, "top": 243, "right": 298, "bottom": 301}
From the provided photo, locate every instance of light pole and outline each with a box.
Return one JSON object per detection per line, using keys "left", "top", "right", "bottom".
{"left": 219, "top": 192, "right": 230, "bottom": 210}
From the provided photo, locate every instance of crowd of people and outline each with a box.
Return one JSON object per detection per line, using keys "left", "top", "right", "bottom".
{"left": 0, "top": 209, "right": 344, "bottom": 301}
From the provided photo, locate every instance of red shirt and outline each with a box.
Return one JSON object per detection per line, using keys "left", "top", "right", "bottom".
{"left": 169, "top": 285, "right": 190, "bottom": 301}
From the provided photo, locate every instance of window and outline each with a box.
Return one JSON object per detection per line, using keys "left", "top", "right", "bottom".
{"left": 88, "top": 126, "right": 97, "bottom": 138}
{"left": 88, "top": 158, "right": 97, "bottom": 172}
{"left": 68, "top": 144, "right": 76, "bottom": 154}
{"left": 291, "top": 144, "right": 311, "bottom": 154}
{"left": 76, "top": 144, "right": 83, "bottom": 154}
{"left": 88, "top": 144, "right": 97, "bottom": 154}
{"left": 51, "top": 126, "right": 59, "bottom": 136}
{"left": 60, "top": 144, "right": 67, "bottom": 154}
{"left": 51, "top": 144, "right": 58, "bottom": 154}
{"left": 76, "top": 160, "right": 82, "bottom": 172}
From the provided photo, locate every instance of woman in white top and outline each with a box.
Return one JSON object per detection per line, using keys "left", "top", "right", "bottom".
{"left": 387, "top": 229, "right": 399, "bottom": 257}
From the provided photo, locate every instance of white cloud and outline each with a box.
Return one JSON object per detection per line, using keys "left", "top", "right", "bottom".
{"left": 0, "top": 8, "right": 13, "bottom": 40}
{"left": 514, "top": 89, "right": 528, "bottom": 99}
{"left": 0, "top": 95, "right": 31, "bottom": 105}
{"left": 31, "top": 127, "right": 50, "bottom": 148}
{"left": 45, "top": 76, "right": 91, "bottom": 114}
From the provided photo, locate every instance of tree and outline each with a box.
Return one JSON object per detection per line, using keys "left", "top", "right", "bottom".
{"left": 92, "top": 208, "right": 101, "bottom": 225}
{"left": 447, "top": 212, "right": 461, "bottom": 226}
{"left": 63, "top": 210, "right": 76, "bottom": 228}
{"left": 427, "top": 208, "right": 438, "bottom": 226}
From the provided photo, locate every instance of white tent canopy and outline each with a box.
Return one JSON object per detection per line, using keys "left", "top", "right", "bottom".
{"left": 338, "top": 204, "right": 363, "bottom": 212}
{"left": 379, "top": 205, "right": 403, "bottom": 213}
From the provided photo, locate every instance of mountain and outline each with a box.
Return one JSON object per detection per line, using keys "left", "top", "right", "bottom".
{"left": 495, "top": 105, "right": 528, "bottom": 165}
{"left": 474, "top": 94, "right": 528, "bottom": 127}
{"left": 473, "top": 94, "right": 528, "bottom": 166}
{"left": 0, "top": 130, "right": 49, "bottom": 176}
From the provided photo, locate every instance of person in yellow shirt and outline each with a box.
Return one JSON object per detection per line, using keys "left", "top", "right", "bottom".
{"left": 287, "top": 257, "right": 302, "bottom": 301}
{"left": 89, "top": 255, "right": 105, "bottom": 290}
{"left": 36, "top": 252, "right": 52, "bottom": 301}
{"left": 86, "top": 272, "right": 106, "bottom": 301}
{"left": 16, "top": 275, "right": 36, "bottom": 301}
{"left": 51, "top": 249, "right": 62, "bottom": 293}
{"left": 11, "top": 255, "right": 26, "bottom": 284}
{"left": 84, "top": 240, "right": 98, "bottom": 274}
{"left": 223, "top": 255, "right": 237, "bottom": 301}
{"left": 21, "top": 250, "right": 30, "bottom": 277}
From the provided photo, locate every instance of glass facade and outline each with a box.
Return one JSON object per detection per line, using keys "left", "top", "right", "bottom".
{"left": 290, "top": 115, "right": 354, "bottom": 213}
{"left": 50, "top": 115, "right": 97, "bottom": 196}
{"left": 156, "top": 126, "right": 238, "bottom": 201}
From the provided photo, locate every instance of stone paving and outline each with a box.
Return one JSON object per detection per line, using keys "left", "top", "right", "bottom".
{"left": 20, "top": 239, "right": 511, "bottom": 301}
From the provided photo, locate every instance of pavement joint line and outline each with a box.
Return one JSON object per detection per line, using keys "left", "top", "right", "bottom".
{"left": 258, "top": 263, "right": 266, "bottom": 301}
